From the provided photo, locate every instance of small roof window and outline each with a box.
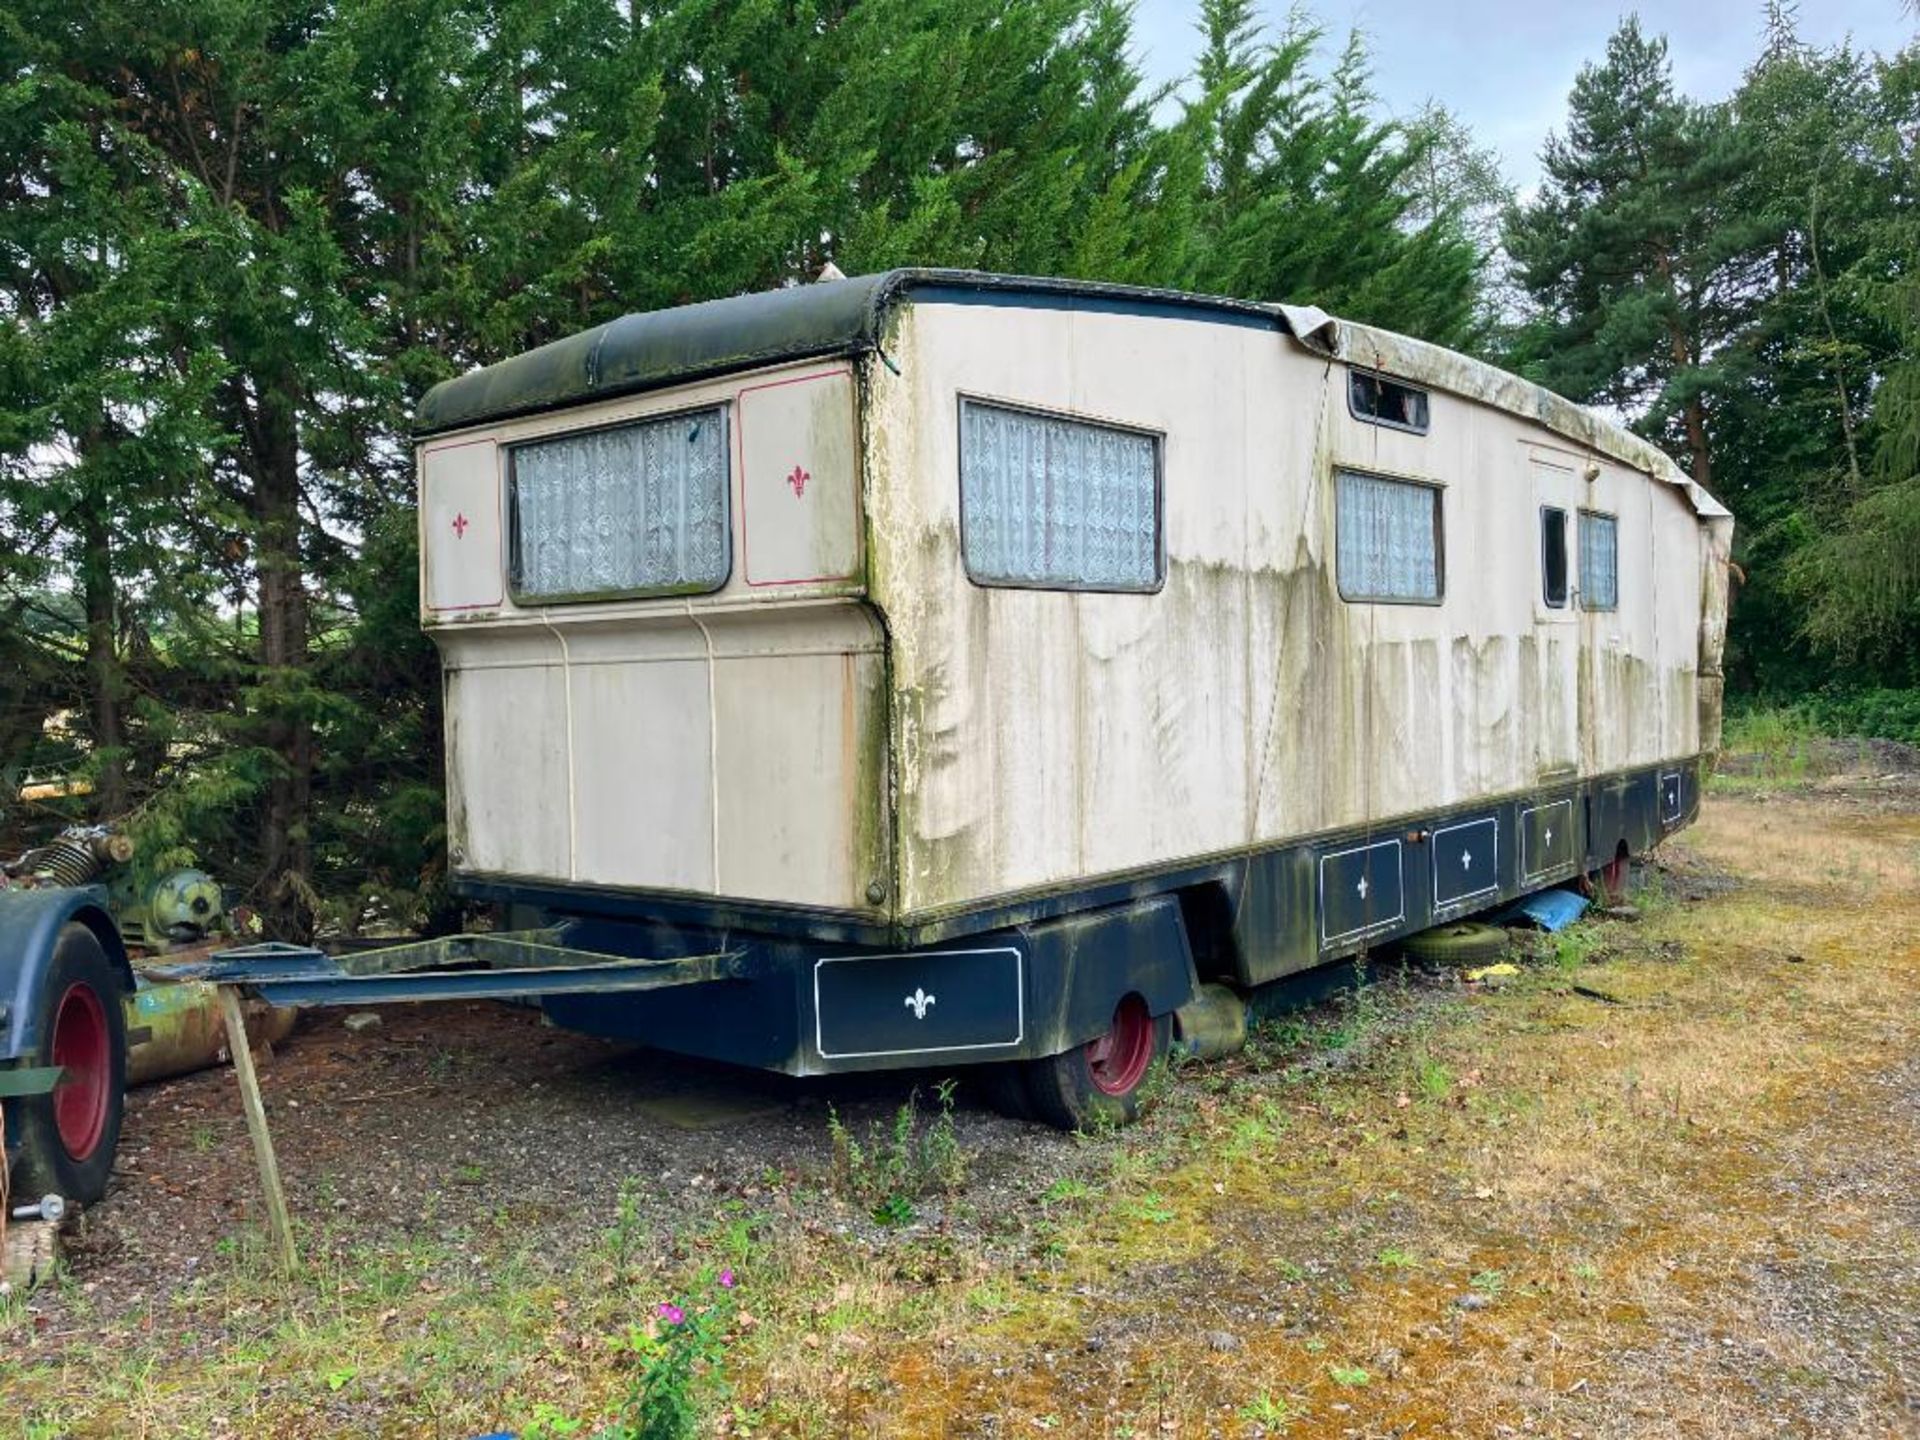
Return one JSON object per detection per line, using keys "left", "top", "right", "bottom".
{"left": 1348, "top": 370, "right": 1430, "bottom": 434}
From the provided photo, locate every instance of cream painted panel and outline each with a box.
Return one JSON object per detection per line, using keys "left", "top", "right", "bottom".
{"left": 563, "top": 617, "right": 716, "bottom": 893}
{"left": 739, "top": 368, "right": 861, "bottom": 586}
{"left": 420, "top": 439, "right": 504, "bottom": 614}
{"left": 440, "top": 632, "right": 569, "bottom": 879}
{"left": 711, "top": 643, "right": 884, "bottom": 908}
{"left": 875, "top": 304, "right": 1270, "bottom": 910}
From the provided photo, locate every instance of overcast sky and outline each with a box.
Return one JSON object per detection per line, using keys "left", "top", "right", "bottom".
{"left": 1130, "top": 1, "right": 1917, "bottom": 189}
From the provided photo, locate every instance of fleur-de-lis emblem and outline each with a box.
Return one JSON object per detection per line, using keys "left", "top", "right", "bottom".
{"left": 903, "top": 987, "right": 936, "bottom": 1020}
{"left": 787, "top": 464, "right": 809, "bottom": 498}
{"left": 451, "top": 512, "right": 470, "bottom": 538}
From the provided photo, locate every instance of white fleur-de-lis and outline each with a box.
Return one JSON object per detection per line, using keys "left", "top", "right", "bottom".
{"left": 1461, "top": 850, "right": 1474, "bottom": 870}
{"left": 1356, "top": 875, "right": 1369, "bottom": 900}
{"left": 903, "top": 988, "right": 936, "bottom": 1020}
{"left": 1544, "top": 827, "right": 1554, "bottom": 847}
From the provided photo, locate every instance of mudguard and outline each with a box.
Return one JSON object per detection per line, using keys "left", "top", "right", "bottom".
{"left": 0, "top": 885, "right": 133, "bottom": 1063}
{"left": 1020, "top": 895, "right": 1199, "bottom": 1058}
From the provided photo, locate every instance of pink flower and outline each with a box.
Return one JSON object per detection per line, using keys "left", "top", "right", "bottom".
{"left": 718, "top": 1269, "right": 736, "bottom": 1290}
{"left": 657, "top": 1302, "right": 685, "bottom": 1326}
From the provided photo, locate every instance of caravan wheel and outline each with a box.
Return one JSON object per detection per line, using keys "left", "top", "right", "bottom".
{"left": 9, "top": 923, "right": 127, "bottom": 1205}
{"left": 1023, "top": 994, "right": 1170, "bottom": 1131}
{"left": 1596, "top": 845, "right": 1631, "bottom": 904}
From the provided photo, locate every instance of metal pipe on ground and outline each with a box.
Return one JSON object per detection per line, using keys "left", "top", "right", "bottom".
{"left": 125, "top": 977, "right": 296, "bottom": 1087}
{"left": 1173, "top": 982, "right": 1249, "bottom": 1062}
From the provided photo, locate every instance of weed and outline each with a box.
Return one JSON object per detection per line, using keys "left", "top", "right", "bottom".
{"left": 1041, "top": 1177, "right": 1092, "bottom": 1206}
{"left": 1717, "top": 706, "right": 1820, "bottom": 788}
{"left": 521, "top": 1403, "right": 588, "bottom": 1438}
{"left": 1469, "top": 1269, "right": 1507, "bottom": 1295}
{"left": 826, "top": 1081, "right": 966, "bottom": 1221}
{"left": 1238, "top": 1392, "right": 1300, "bottom": 1426}
{"left": 1414, "top": 1055, "right": 1452, "bottom": 1101}
{"left": 1327, "top": 1364, "right": 1371, "bottom": 1387}
{"left": 1376, "top": 1246, "right": 1419, "bottom": 1270}
{"left": 527, "top": 1266, "right": 741, "bottom": 1440}
{"left": 189, "top": 1124, "right": 216, "bottom": 1153}
{"left": 1125, "top": 1191, "right": 1176, "bottom": 1224}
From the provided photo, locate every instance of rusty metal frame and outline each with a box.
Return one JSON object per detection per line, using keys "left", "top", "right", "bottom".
{"left": 149, "top": 931, "right": 750, "bottom": 1009}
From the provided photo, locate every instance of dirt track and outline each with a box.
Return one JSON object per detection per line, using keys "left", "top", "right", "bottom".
{"left": 6, "top": 770, "right": 1920, "bottom": 1438}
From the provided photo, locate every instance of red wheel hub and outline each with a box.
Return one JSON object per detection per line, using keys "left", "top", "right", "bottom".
{"left": 1085, "top": 994, "right": 1154, "bottom": 1097}
{"left": 51, "top": 982, "right": 110, "bottom": 1161}
{"left": 1601, "top": 851, "right": 1629, "bottom": 902}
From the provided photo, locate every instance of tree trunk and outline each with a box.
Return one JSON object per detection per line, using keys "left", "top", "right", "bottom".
{"left": 252, "top": 380, "right": 314, "bottom": 940}
{"left": 77, "top": 433, "right": 126, "bottom": 818}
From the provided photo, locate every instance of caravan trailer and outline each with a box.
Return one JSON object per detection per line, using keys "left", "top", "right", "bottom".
{"left": 396, "top": 270, "right": 1732, "bottom": 1128}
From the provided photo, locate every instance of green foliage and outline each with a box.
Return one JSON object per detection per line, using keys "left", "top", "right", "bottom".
{"left": 0, "top": 0, "right": 1493, "bottom": 929}
{"left": 1508, "top": 17, "right": 1920, "bottom": 704}
{"left": 825, "top": 1082, "right": 966, "bottom": 1223}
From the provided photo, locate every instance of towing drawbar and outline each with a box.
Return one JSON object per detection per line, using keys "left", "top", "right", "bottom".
{"left": 148, "top": 928, "right": 751, "bottom": 1009}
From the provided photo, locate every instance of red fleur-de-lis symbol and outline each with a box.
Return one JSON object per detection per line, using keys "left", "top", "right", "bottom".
{"left": 451, "top": 512, "right": 470, "bottom": 539}
{"left": 787, "top": 465, "right": 809, "bottom": 498}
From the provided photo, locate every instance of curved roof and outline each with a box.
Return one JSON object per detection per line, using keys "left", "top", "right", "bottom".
{"left": 415, "top": 268, "right": 1727, "bottom": 522}
{"left": 413, "top": 269, "right": 1279, "bottom": 438}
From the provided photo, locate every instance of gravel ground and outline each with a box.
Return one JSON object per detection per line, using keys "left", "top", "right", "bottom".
{"left": 8, "top": 763, "right": 1920, "bottom": 1438}
{"left": 58, "top": 1000, "right": 1092, "bottom": 1317}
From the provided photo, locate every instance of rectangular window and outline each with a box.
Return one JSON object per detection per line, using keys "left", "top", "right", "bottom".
{"left": 959, "top": 399, "right": 1161, "bottom": 591}
{"left": 1348, "top": 370, "right": 1430, "bottom": 434}
{"left": 1335, "top": 470, "right": 1443, "bottom": 603}
{"left": 1579, "top": 509, "right": 1618, "bottom": 611}
{"left": 510, "top": 407, "right": 730, "bottom": 602}
{"left": 1541, "top": 506, "right": 1569, "bottom": 608}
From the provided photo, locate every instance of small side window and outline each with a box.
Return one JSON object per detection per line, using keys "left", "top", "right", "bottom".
{"left": 1541, "top": 506, "right": 1569, "bottom": 608}
{"left": 1579, "top": 509, "right": 1618, "bottom": 611}
{"left": 1348, "top": 370, "right": 1430, "bottom": 434}
{"left": 1335, "top": 470, "right": 1443, "bottom": 603}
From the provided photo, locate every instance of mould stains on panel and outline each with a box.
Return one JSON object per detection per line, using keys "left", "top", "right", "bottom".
{"left": 1450, "top": 635, "right": 1516, "bottom": 800}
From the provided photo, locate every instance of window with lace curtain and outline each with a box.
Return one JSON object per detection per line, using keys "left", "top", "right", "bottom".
{"left": 1335, "top": 470, "right": 1444, "bottom": 603}
{"left": 509, "top": 407, "right": 730, "bottom": 602}
{"left": 1579, "top": 509, "right": 1619, "bottom": 611}
{"left": 959, "top": 398, "right": 1162, "bottom": 592}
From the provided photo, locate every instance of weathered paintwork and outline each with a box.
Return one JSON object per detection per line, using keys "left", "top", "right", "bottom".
{"left": 401, "top": 272, "right": 1732, "bottom": 1074}
{"left": 864, "top": 293, "right": 1726, "bottom": 950}
{"left": 124, "top": 976, "right": 294, "bottom": 1087}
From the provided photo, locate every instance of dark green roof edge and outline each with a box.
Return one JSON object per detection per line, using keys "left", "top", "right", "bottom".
{"left": 412, "top": 269, "right": 1291, "bottom": 438}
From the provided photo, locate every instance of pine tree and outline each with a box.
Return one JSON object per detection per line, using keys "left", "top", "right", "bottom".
{"left": 1504, "top": 17, "right": 1768, "bottom": 493}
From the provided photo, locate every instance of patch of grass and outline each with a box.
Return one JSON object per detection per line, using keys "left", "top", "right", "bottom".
{"left": 1375, "top": 1246, "right": 1419, "bottom": 1270}
{"left": 1715, "top": 706, "right": 1822, "bottom": 790}
{"left": 1238, "top": 1392, "right": 1300, "bottom": 1426}
{"left": 1414, "top": 1055, "right": 1453, "bottom": 1102}
{"left": 1327, "top": 1364, "right": 1371, "bottom": 1387}
{"left": 826, "top": 1080, "right": 966, "bottom": 1224}
{"left": 1041, "top": 1177, "right": 1092, "bottom": 1206}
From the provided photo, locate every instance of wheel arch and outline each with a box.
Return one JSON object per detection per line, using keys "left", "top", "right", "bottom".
{"left": 0, "top": 886, "right": 133, "bottom": 1062}
{"left": 1018, "top": 894, "right": 1198, "bottom": 1060}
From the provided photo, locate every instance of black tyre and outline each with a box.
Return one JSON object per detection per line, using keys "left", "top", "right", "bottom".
{"left": 1023, "top": 994, "right": 1171, "bottom": 1132}
{"left": 8, "top": 923, "right": 127, "bottom": 1205}
{"left": 1401, "top": 921, "right": 1510, "bottom": 969}
{"left": 973, "top": 1062, "right": 1038, "bottom": 1122}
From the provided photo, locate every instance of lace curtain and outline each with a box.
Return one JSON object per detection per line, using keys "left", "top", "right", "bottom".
{"left": 960, "top": 401, "right": 1160, "bottom": 591}
{"left": 1579, "top": 511, "right": 1618, "bottom": 611}
{"left": 513, "top": 407, "right": 729, "bottom": 600}
{"left": 1335, "top": 470, "right": 1441, "bottom": 601}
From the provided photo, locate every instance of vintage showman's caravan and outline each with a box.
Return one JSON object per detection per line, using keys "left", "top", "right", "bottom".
{"left": 391, "top": 270, "right": 1731, "bottom": 1127}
